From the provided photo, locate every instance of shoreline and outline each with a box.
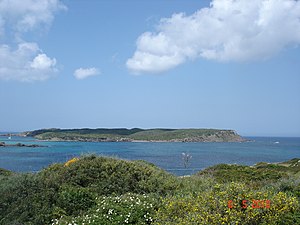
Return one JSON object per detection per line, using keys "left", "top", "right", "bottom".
{"left": 34, "top": 138, "right": 248, "bottom": 143}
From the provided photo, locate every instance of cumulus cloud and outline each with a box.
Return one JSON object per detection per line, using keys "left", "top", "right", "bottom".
{"left": 127, "top": 0, "right": 300, "bottom": 74}
{"left": 74, "top": 67, "right": 100, "bottom": 80}
{"left": 0, "top": 0, "right": 66, "bottom": 34}
{"left": 0, "top": 42, "right": 57, "bottom": 81}
{"left": 0, "top": 0, "right": 65, "bottom": 81}
{"left": 30, "top": 53, "right": 56, "bottom": 70}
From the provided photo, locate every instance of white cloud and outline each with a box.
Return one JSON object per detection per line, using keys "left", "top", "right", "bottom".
{"left": 74, "top": 67, "right": 100, "bottom": 80}
{"left": 0, "top": 0, "right": 65, "bottom": 81}
{"left": 0, "top": 42, "right": 57, "bottom": 82}
{"left": 127, "top": 0, "right": 300, "bottom": 74}
{"left": 0, "top": 0, "right": 66, "bottom": 33}
{"left": 30, "top": 53, "right": 56, "bottom": 70}
{"left": 0, "top": 17, "right": 4, "bottom": 37}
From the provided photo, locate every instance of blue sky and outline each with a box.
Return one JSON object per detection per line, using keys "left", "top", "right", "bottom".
{"left": 0, "top": 0, "right": 300, "bottom": 137}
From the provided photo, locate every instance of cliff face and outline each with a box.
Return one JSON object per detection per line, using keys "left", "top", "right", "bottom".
{"left": 23, "top": 128, "right": 246, "bottom": 143}
{"left": 175, "top": 130, "right": 245, "bottom": 142}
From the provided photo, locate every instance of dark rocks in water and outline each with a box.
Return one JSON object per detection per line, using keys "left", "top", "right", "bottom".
{"left": 27, "top": 144, "right": 46, "bottom": 148}
{"left": 15, "top": 143, "right": 26, "bottom": 147}
{"left": 0, "top": 142, "right": 47, "bottom": 148}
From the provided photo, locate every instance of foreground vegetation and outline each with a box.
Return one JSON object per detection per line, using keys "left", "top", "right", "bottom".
{"left": 21, "top": 128, "right": 245, "bottom": 142}
{"left": 0, "top": 156, "right": 300, "bottom": 224}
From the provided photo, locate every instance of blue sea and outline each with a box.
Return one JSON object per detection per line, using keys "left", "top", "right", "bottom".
{"left": 0, "top": 136, "right": 299, "bottom": 176}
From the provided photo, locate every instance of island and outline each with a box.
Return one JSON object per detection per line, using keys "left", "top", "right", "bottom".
{"left": 20, "top": 128, "right": 246, "bottom": 142}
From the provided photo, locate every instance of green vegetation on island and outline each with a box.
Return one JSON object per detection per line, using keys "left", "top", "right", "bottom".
{"left": 0, "top": 156, "right": 300, "bottom": 224}
{"left": 22, "top": 128, "right": 245, "bottom": 142}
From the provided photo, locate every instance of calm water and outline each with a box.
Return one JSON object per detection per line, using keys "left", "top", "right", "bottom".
{"left": 0, "top": 136, "right": 299, "bottom": 176}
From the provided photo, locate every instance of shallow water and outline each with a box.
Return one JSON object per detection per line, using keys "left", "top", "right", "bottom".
{"left": 0, "top": 136, "right": 299, "bottom": 176}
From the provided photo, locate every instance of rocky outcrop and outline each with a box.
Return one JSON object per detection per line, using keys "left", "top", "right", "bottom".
{"left": 0, "top": 142, "right": 47, "bottom": 147}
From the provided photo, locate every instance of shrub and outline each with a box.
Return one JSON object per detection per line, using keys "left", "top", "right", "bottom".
{"left": 1, "top": 157, "right": 299, "bottom": 225}
{"left": 0, "top": 156, "right": 178, "bottom": 224}
{"left": 154, "top": 182, "right": 299, "bottom": 225}
{"left": 0, "top": 173, "right": 58, "bottom": 225}
{"left": 57, "top": 186, "right": 96, "bottom": 215}
{"left": 0, "top": 168, "right": 13, "bottom": 176}
{"left": 197, "top": 164, "right": 286, "bottom": 184}
{"left": 52, "top": 193, "right": 160, "bottom": 225}
{"left": 40, "top": 155, "right": 179, "bottom": 195}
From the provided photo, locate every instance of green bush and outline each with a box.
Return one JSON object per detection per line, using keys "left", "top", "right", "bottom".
{"left": 57, "top": 186, "right": 96, "bottom": 215}
{"left": 40, "top": 155, "right": 179, "bottom": 195}
{"left": 0, "top": 173, "right": 58, "bottom": 225}
{"left": 0, "top": 156, "right": 178, "bottom": 224}
{"left": 0, "top": 168, "right": 13, "bottom": 176}
{"left": 1, "top": 156, "right": 299, "bottom": 225}
{"left": 53, "top": 193, "right": 159, "bottom": 225}
{"left": 197, "top": 164, "right": 286, "bottom": 184}
{"left": 154, "top": 182, "right": 299, "bottom": 225}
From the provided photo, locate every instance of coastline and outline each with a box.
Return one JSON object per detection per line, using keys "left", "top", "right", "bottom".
{"left": 34, "top": 138, "right": 248, "bottom": 143}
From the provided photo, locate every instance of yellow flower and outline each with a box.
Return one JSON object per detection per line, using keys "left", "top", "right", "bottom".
{"left": 64, "top": 157, "right": 79, "bottom": 167}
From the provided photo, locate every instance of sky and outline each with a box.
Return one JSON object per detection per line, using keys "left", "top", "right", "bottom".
{"left": 0, "top": 0, "right": 300, "bottom": 137}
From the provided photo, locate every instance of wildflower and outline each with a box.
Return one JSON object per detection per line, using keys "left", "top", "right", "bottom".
{"left": 64, "top": 157, "right": 79, "bottom": 167}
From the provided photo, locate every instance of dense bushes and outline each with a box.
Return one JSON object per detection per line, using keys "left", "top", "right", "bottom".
{"left": 53, "top": 193, "right": 160, "bottom": 225}
{"left": 40, "top": 155, "right": 178, "bottom": 195}
{"left": 0, "top": 156, "right": 300, "bottom": 225}
{"left": 0, "top": 168, "right": 13, "bottom": 176}
{"left": 155, "top": 182, "right": 299, "bottom": 225}
{"left": 197, "top": 164, "right": 287, "bottom": 184}
{"left": 0, "top": 173, "right": 57, "bottom": 224}
{"left": 0, "top": 156, "right": 177, "bottom": 224}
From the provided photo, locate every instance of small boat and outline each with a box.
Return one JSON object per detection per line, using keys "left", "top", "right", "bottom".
{"left": 8, "top": 134, "right": 12, "bottom": 140}
{"left": 274, "top": 141, "right": 279, "bottom": 144}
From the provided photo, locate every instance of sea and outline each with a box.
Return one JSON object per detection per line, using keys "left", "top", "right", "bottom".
{"left": 0, "top": 135, "right": 299, "bottom": 176}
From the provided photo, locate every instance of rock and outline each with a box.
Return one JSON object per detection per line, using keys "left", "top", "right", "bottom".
{"left": 0, "top": 142, "right": 47, "bottom": 148}
{"left": 27, "top": 144, "right": 45, "bottom": 148}
{"left": 16, "top": 143, "right": 26, "bottom": 147}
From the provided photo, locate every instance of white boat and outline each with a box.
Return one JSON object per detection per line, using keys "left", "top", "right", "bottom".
{"left": 274, "top": 141, "right": 279, "bottom": 144}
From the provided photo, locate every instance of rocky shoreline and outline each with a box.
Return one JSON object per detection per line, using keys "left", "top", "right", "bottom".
{"left": 0, "top": 142, "right": 47, "bottom": 148}
{"left": 35, "top": 136, "right": 247, "bottom": 143}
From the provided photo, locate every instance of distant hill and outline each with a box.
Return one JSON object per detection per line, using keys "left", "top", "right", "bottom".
{"left": 21, "top": 128, "right": 245, "bottom": 142}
